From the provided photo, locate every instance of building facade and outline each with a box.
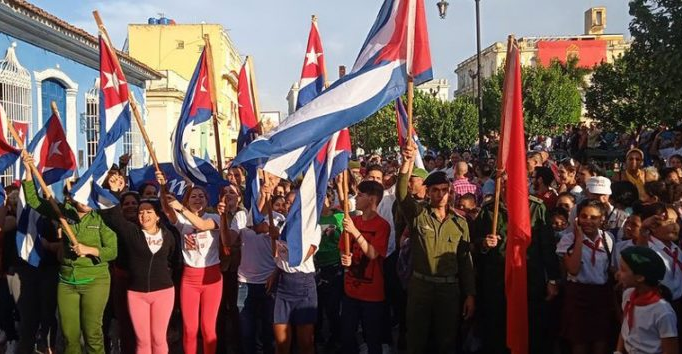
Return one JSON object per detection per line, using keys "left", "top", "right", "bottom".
{"left": 128, "top": 22, "right": 242, "bottom": 164}
{"left": 454, "top": 7, "right": 630, "bottom": 97}
{"left": 0, "top": 0, "right": 160, "bottom": 186}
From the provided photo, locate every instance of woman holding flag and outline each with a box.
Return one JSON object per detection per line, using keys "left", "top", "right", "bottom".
{"left": 20, "top": 154, "right": 117, "bottom": 354}
{"left": 157, "top": 172, "right": 222, "bottom": 354}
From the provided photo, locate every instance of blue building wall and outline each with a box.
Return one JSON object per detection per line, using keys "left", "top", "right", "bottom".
{"left": 0, "top": 35, "right": 146, "bottom": 175}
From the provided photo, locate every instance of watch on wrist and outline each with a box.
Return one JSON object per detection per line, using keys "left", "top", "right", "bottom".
{"left": 548, "top": 280, "right": 558, "bottom": 285}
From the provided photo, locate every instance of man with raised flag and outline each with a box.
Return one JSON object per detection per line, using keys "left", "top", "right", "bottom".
{"left": 296, "top": 16, "right": 326, "bottom": 110}
{"left": 13, "top": 111, "right": 75, "bottom": 354}
{"left": 396, "top": 97, "right": 425, "bottom": 169}
{"left": 70, "top": 35, "right": 131, "bottom": 209}
{"left": 473, "top": 36, "right": 560, "bottom": 354}
{"left": 171, "top": 46, "right": 224, "bottom": 187}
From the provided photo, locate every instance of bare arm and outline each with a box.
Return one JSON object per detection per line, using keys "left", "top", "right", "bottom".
{"left": 662, "top": 337, "right": 678, "bottom": 354}
{"left": 343, "top": 216, "right": 379, "bottom": 260}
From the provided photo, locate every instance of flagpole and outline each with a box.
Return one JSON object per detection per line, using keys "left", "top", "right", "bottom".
{"left": 92, "top": 11, "right": 161, "bottom": 173}
{"left": 258, "top": 169, "right": 277, "bottom": 257}
{"left": 202, "top": 35, "right": 224, "bottom": 173}
{"left": 491, "top": 35, "right": 515, "bottom": 236}
{"left": 10, "top": 101, "right": 79, "bottom": 247}
{"left": 341, "top": 170, "right": 351, "bottom": 255}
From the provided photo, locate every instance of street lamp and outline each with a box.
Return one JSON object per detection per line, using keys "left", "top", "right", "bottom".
{"left": 438, "top": 0, "right": 484, "bottom": 161}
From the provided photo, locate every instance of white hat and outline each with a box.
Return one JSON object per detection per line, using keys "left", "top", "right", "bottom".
{"left": 586, "top": 176, "right": 611, "bottom": 195}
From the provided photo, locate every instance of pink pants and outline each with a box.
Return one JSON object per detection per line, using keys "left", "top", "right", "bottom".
{"left": 181, "top": 265, "right": 223, "bottom": 354}
{"left": 127, "top": 287, "right": 175, "bottom": 354}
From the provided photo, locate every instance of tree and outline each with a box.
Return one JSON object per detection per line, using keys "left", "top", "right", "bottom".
{"left": 350, "top": 90, "right": 478, "bottom": 154}
{"left": 584, "top": 57, "right": 651, "bottom": 132}
{"left": 626, "top": 0, "right": 682, "bottom": 123}
{"left": 481, "top": 60, "right": 583, "bottom": 137}
{"left": 415, "top": 91, "right": 478, "bottom": 152}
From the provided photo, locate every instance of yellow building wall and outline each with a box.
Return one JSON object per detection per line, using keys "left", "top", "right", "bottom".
{"left": 128, "top": 23, "right": 241, "bottom": 161}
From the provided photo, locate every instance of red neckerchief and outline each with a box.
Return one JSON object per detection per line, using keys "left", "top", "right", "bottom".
{"left": 663, "top": 246, "right": 682, "bottom": 276}
{"left": 623, "top": 289, "right": 662, "bottom": 330}
{"left": 583, "top": 237, "right": 605, "bottom": 266}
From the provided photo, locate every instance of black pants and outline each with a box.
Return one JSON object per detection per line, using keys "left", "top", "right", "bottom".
{"left": 7, "top": 264, "right": 58, "bottom": 353}
{"left": 341, "top": 296, "right": 384, "bottom": 354}
{"left": 315, "top": 264, "right": 343, "bottom": 345}
{"left": 240, "top": 283, "right": 274, "bottom": 354}
{"left": 217, "top": 271, "right": 241, "bottom": 354}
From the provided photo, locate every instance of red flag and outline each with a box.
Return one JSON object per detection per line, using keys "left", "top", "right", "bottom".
{"left": 497, "top": 36, "right": 531, "bottom": 354}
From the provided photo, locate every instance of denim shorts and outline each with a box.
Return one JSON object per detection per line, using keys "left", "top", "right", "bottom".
{"left": 273, "top": 272, "right": 317, "bottom": 325}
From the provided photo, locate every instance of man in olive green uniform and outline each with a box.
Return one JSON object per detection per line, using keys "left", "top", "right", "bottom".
{"left": 472, "top": 181, "right": 560, "bottom": 354}
{"left": 397, "top": 145, "right": 476, "bottom": 354}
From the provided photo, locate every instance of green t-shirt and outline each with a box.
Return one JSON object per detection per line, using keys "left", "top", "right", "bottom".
{"left": 315, "top": 211, "right": 344, "bottom": 267}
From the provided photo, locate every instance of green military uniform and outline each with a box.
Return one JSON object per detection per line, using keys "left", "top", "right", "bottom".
{"left": 23, "top": 180, "right": 117, "bottom": 354}
{"left": 396, "top": 172, "right": 476, "bottom": 354}
{"left": 472, "top": 196, "right": 560, "bottom": 354}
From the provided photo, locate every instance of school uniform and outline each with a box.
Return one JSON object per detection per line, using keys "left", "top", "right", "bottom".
{"left": 621, "top": 288, "right": 677, "bottom": 354}
{"left": 556, "top": 230, "right": 616, "bottom": 344}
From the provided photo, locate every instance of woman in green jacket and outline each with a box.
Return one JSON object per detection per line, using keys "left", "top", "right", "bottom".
{"left": 22, "top": 156, "right": 117, "bottom": 354}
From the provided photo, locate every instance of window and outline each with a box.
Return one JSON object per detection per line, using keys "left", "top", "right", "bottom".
{"left": 0, "top": 44, "right": 31, "bottom": 185}
{"left": 595, "top": 11, "right": 603, "bottom": 26}
{"left": 84, "top": 83, "right": 99, "bottom": 168}
{"left": 176, "top": 40, "right": 184, "bottom": 49}
{"left": 42, "top": 78, "right": 67, "bottom": 126}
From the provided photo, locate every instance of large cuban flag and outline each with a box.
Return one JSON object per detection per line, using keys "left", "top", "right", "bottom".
{"left": 280, "top": 128, "right": 351, "bottom": 267}
{"left": 296, "top": 18, "right": 326, "bottom": 110}
{"left": 171, "top": 47, "right": 224, "bottom": 186}
{"left": 17, "top": 112, "right": 76, "bottom": 266}
{"left": 395, "top": 97, "right": 425, "bottom": 169}
{"left": 71, "top": 36, "right": 131, "bottom": 208}
{"left": 233, "top": 0, "right": 432, "bottom": 180}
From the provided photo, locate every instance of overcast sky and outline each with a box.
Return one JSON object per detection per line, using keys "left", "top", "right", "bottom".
{"left": 31, "top": 0, "right": 632, "bottom": 114}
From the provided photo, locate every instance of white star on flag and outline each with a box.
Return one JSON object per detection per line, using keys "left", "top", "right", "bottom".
{"left": 17, "top": 129, "right": 23, "bottom": 140}
{"left": 199, "top": 76, "right": 208, "bottom": 93}
{"left": 103, "top": 70, "right": 126, "bottom": 95}
{"left": 305, "top": 48, "right": 322, "bottom": 66}
{"left": 48, "top": 140, "right": 63, "bottom": 157}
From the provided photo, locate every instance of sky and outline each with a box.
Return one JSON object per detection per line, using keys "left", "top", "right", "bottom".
{"left": 31, "top": 0, "right": 632, "bottom": 114}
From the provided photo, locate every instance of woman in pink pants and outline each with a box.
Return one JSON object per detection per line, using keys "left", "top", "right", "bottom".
{"left": 101, "top": 189, "right": 179, "bottom": 354}
{"left": 159, "top": 173, "right": 223, "bottom": 354}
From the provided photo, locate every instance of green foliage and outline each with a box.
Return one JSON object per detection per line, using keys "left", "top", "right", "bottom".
{"left": 585, "top": 0, "right": 682, "bottom": 131}
{"left": 481, "top": 60, "right": 583, "bottom": 137}
{"left": 350, "top": 90, "right": 478, "bottom": 154}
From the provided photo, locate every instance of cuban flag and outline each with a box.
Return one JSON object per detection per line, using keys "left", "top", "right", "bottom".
{"left": 296, "top": 18, "right": 326, "bottom": 110}
{"left": 395, "top": 97, "right": 425, "bottom": 169}
{"left": 71, "top": 36, "right": 131, "bottom": 208}
{"left": 171, "top": 47, "right": 223, "bottom": 185}
{"left": 236, "top": 59, "right": 260, "bottom": 153}
{"left": 233, "top": 0, "right": 432, "bottom": 180}
{"left": 0, "top": 104, "right": 21, "bottom": 172}
{"left": 16, "top": 113, "right": 76, "bottom": 267}
{"left": 280, "top": 128, "right": 351, "bottom": 267}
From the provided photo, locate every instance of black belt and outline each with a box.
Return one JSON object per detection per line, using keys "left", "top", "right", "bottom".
{"left": 412, "top": 271, "right": 458, "bottom": 284}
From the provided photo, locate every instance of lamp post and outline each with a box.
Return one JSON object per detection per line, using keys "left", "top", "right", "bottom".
{"left": 438, "top": 0, "right": 484, "bottom": 160}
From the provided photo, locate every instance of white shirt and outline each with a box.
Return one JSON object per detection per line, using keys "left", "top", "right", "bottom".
{"left": 143, "top": 229, "right": 163, "bottom": 254}
{"left": 237, "top": 228, "right": 276, "bottom": 284}
{"left": 275, "top": 240, "right": 317, "bottom": 274}
{"left": 377, "top": 186, "right": 397, "bottom": 256}
{"left": 230, "top": 210, "right": 248, "bottom": 231}
{"left": 556, "top": 230, "right": 614, "bottom": 285}
{"left": 621, "top": 288, "right": 677, "bottom": 354}
{"left": 175, "top": 212, "right": 221, "bottom": 268}
{"left": 649, "top": 238, "right": 682, "bottom": 301}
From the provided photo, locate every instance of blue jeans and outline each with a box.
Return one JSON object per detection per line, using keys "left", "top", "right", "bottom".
{"left": 341, "top": 296, "right": 384, "bottom": 354}
{"left": 239, "top": 283, "right": 274, "bottom": 354}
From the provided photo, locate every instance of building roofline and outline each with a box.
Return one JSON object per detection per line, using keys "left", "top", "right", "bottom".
{"left": 0, "top": 0, "right": 163, "bottom": 86}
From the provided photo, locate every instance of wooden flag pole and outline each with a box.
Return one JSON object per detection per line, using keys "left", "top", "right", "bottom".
{"left": 406, "top": 77, "right": 415, "bottom": 145}
{"left": 93, "top": 10, "right": 161, "bottom": 173}
{"left": 202, "top": 35, "right": 224, "bottom": 173}
{"left": 258, "top": 169, "right": 277, "bottom": 257}
{"left": 341, "top": 170, "right": 351, "bottom": 255}
{"left": 491, "top": 35, "right": 515, "bottom": 236}
{"left": 10, "top": 101, "right": 79, "bottom": 246}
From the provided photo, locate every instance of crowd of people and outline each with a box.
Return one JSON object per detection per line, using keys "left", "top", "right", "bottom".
{"left": 0, "top": 125, "right": 681, "bottom": 354}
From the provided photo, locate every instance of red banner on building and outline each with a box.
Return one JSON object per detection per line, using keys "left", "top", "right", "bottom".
{"left": 536, "top": 40, "right": 606, "bottom": 68}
